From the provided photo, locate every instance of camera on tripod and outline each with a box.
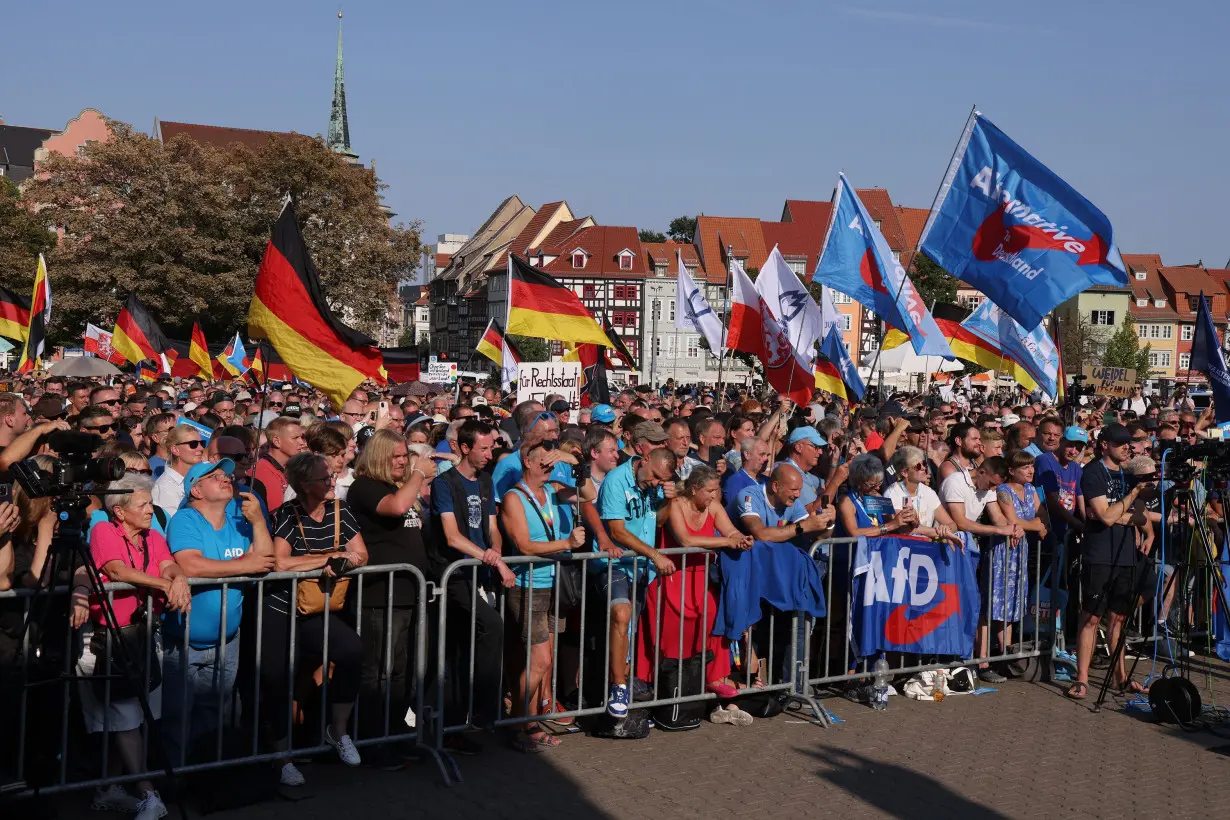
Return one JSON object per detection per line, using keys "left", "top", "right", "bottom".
{"left": 1064, "top": 375, "right": 1098, "bottom": 404}
{"left": 1160, "top": 435, "right": 1230, "bottom": 483}
{"left": 10, "top": 430, "right": 125, "bottom": 500}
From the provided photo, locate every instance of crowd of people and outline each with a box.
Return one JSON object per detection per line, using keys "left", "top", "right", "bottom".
{"left": 0, "top": 372, "right": 1219, "bottom": 817}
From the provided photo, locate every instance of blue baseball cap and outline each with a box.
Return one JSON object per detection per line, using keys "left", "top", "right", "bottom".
{"left": 787, "top": 426, "right": 827, "bottom": 447}
{"left": 1062, "top": 426, "right": 1089, "bottom": 444}
{"left": 179, "top": 459, "right": 236, "bottom": 508}
{"left": 590, "top": 404, "right": 616, "bottom": 424}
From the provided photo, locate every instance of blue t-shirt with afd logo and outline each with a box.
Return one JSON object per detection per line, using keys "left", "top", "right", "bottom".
{"left": 163, "top": 506, "right": 254, "bottom": 648}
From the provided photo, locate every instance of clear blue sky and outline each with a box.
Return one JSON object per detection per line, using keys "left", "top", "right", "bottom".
{"left": 6, "top": 0, "right": 1227, "bottom": 269}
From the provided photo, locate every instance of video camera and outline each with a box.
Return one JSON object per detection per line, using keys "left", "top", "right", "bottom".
{"left": 10, "top": 431, "right": 125, "bottom": 500}
{"left": 1064, "top": 374, "right": 1098, "bottom": 404}
{"left": 1159, "top": 435, "right": 1230, "bottom": 484}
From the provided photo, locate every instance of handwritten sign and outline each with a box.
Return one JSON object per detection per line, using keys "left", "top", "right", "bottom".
{"left": 424, "top": 361, "right": 458, "bottom": 384}
{"left": 516, "top": 362, "right": 583, "bottom": 410}
{"left": 1083, "top": 366, "right": 1136, "bottom": 399}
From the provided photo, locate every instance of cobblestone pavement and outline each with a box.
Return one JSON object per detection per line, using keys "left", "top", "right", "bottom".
{"left": 29, "top": 654, "right": 1230, "bottom": 820}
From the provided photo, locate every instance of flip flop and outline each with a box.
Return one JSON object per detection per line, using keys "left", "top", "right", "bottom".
{"left": 1066, "top": 682, "right": 1088, "bottom": 700}
{"left": 509, "top": 732, "right": 543, "bottom": 754}
{"left": 530, "top": 730, "right": 561, "bottom": 748}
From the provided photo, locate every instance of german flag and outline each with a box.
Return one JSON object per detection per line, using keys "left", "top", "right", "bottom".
{"left": 247, "top": 202, "right": 382, "bottom": 408}
{"left": 112, "top": 293, "right": 171, "bottom": 366}
{"left": 896, "top": 302, "right": 1040, "bottom": 391}
{"left": 814, "top": 325, "right": 865, "bottom": 401}
{"left": 476, "top": 318, "right": 507, "bottom": 366}
{"left": 0, "top": 285, "right": 31, "bottom": 342}
{"left": 184, "top": 323, "right": 212, "bottom": 379}
{"left": 247, "top": 342, "right": 294, "bottom": 385}
{"left": 506, "top": 254, "right": 610, "bottom": 347}
{"left": 379, "top": 347, "right": 421, "bottom": 382}
{"left": 601, "top": 313, "right": 638, "bottom": 370}
{"left": 814, "top": 360, "right": 849, "bottom": 400}
{"left": 17, "top": 255, "right": 51, "bottom": 374}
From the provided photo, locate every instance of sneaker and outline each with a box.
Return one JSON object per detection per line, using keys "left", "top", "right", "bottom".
{"left": 326, "top": 728, "right": 361, "bottom": 767}
{"left": 92, "top": 784, "right": 142, "bottom": 812}
{"left": 279, "top": 761, "right": 306, "bottom": 786}
{"left": 607, "top": 683, "right": 630, "bottom": 718}
{"left": 443, "top": 733, "right": 483, "bottom": 756}
{"left": 978, "top": 668, "right": 1007, "bottom": 684}
{"left": 134, "top": 790, "right": 167, "bottom": 820}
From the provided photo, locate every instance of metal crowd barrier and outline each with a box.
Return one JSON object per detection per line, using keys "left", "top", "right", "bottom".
{"left": 0, "top": 564, "right": 443, "bottom": 797}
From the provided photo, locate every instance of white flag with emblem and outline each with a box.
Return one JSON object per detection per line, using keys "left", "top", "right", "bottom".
{"left": 820, "top": 285, "right": 843, "bottom": 338}
{"left": 674, "top": 250, "right": 725, "bottom": 355}
{"left": 755, "top": 245, "right": 822, "bottom": 365}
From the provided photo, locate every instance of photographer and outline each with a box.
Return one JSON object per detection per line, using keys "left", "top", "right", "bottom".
{"left": 79, "top": 473, "right": 189, "bottom": 818}
{"left": 262, "top": 453, "right": 368, "bottom": 783}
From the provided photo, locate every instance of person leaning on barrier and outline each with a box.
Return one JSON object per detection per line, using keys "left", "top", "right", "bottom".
{"left": 161, "top": 459, "right": 275, "bottom": 770}
{"left": 262, "top": 452, "right": 368, "bottom": 783}
{"left": 499, "top": 439, "right": 586, "bottom": 753}
{"left": 883, "top": 446, "right": 962, "bottom": 546}
{"left": 595, "top": 440, "right": 678, "bottom": 719}
{"left": 80, "top": 473, "right": 190, "bottom": 818}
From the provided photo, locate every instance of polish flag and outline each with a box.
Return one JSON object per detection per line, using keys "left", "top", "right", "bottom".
{"left": 725, "top": 259, "right": 765, "bottom": 357}
{"left": 760, "top": 297, "right": 815, "bottom": 406}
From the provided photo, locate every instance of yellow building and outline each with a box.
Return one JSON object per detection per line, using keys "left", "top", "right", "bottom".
{"left": 1123, "top": 253, "right": 1178, "bottom": 380}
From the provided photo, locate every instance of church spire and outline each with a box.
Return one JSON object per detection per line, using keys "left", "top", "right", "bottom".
{"left": 327, "top": 12, "right": 359, "bottom": 161}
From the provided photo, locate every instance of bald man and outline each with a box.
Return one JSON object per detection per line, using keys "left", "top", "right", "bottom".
{"left": 732, "top": 464, "right": 833, "bottom": 544}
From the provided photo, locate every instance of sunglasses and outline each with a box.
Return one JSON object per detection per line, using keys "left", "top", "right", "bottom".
{"left": 97, "top": 399, "right": 121, "bottom": 407}
{"left": 84, "top": 423, "right": 115, "bottom": 433}
{"left": 178, "top": 439, "right": 205, "bottom": 450}
{"left": 267, "top": 402, "right": 285, "bottom": 409}
{"left": 126, "top": 467, "right": 152, "bottom": 475}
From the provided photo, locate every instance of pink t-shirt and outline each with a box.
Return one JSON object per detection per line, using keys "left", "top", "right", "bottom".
{"left": 89, "top": 521, "right": 175, "bottom": 627}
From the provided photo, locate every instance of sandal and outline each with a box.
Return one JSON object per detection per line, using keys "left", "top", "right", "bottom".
{"left": 1066, "top": 682, "right": 1088, "bottom": 700}
{"left": 509, "top": 731, "right": 543, "bottom": 754}
{"left": 1116, "top": 680, "right": 1149, "bottom": 696}
{"left": 530, "top": 727, "right": 561, "bottom": 748}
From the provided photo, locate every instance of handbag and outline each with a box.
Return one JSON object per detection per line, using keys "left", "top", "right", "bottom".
{"left": 89, "top": 530, "right": 161, "bottom": 699}
{"left": 512, "top": 484, "right": 583, "bottom": 610}
{"left": 294, "top": 500, "right": 350, "bottom": 615}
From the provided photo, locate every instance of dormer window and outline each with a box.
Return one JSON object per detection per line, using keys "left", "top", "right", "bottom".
{"left": 571, "top": 250, "right": 587, "bottom": 269}
{"left": 1134, "top": 269, "right": 1147, "bottom": 280}
{"left": 1137, "top": 298, "right": 1147, "bottom": 307}
{"left": 618, "top": 250, "right": 634, "bottom": 271}
{"left": 1154, "top": 299, "right": 1165, "bottom": 308}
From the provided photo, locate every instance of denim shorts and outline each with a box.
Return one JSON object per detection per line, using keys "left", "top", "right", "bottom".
{"left": 591, "top": 566, "right": 636, "bottom": 606}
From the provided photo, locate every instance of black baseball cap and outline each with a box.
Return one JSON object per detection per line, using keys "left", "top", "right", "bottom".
{"left": 1101, "top": 423, "right": 1133, "bottom": 445}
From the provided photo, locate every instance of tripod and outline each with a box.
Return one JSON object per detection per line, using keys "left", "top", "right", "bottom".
{"left": 1093, "top": 474, "right": 1230, "bottom": 711}
{"left": 8, "top": 492, "right": 184, "bottom": 818}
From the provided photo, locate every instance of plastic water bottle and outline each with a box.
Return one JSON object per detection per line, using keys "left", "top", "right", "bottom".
{"left": 871, "top": 655, "right": 890, "bottom": 711}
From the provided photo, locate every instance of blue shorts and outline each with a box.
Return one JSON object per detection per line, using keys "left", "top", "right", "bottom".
{"left": 591, "top": 565, "right": 637, "bottom": 606}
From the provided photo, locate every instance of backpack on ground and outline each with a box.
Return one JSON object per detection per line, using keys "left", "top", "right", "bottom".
{"left": 653, "top": 652, "right": 710, "bottom": 731}
{"left": 588, "top": 709, "right": 652, "bottom": 739}
{"left": 731, "top": 689, "right": 786, "bottom": 718}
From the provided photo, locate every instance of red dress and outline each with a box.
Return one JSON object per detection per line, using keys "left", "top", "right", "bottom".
{"left": 635, "top": 511, "right": 731, "bottom": 685}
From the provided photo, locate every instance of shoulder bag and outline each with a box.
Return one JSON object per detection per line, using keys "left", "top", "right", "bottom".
{"left": 511, "top": 484, "right": 583, "bottom": 610}
{"left": 294, "top": 499, "right": 350, "bottom": 615}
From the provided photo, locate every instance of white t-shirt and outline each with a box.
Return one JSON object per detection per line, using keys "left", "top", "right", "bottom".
{"left": 884, "top": 482, "right": 942, "bottom": 528}
{"left": 939, "top": 471, "right": 996, "bottom": 523}
{"left": 151, "top": 467, "right": 185, "bottom": 520}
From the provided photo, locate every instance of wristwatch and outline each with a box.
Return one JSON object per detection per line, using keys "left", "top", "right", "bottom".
{"left": 794, "top": 522, "right": 805, "bottom": 537}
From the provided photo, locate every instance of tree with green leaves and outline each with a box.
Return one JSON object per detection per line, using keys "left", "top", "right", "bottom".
{"left": 508, "top": 334, "right": 549, "bottom": 362}
{"left": 911, "top": 252, "right": 959, "bottom": 308}
{"left": 22, "top": 119, "right": 421, "bottom": 346}
{"left": 1057, "top": 310, "right": 1103, "bottom": 376}
{"left": 1102, "top": 313, "right": 1152, "bottom": 378}
{"left": 667, "top": 216, "right": 697, "bottom": 243}
{"left": 638, "top": 229, "right": 666, "bottom": 243}
{"left": 0, "top": 177, "right": 56, "bottom": 293}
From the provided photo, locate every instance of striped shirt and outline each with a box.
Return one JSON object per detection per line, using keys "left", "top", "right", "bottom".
{"left": 266, "top": 500, "right": 360, "bottom": 615}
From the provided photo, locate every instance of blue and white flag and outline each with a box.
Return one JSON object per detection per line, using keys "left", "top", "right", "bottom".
{"left": 814, "top": 174, "right": 953, "bottom": 359}
{"left": 851, "top": 535, "right": 979, "bottom": 658}
{"left": 961, "top": 300, "right": 1060, "bottom": 397}
{"left": 675, "top": 250, "right": 725, "bottom": 355}
{"left": 819, "top": 325, "right": 865, "bottom": 401}
{"left": 1191, "top": 292, "right": 1230, "bottom": 424}
{"left": 919, "top": 111, "right": 1128, "bottom": 330}
{"left": 755, "top": 246, "right": 823, "bottom": 363}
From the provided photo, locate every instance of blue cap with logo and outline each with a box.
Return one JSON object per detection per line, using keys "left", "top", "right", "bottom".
{"left": 178, "top": 459, "right": 236, "bottom": 508}
{"left": 590, "top": 404, "right": 616, "bottom": 424}
{"left": 1062, "top": 426, "right": 1089, "bottom": 444}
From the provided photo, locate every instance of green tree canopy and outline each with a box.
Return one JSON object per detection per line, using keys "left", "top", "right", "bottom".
{"left": 638, "top": 229, "right": 666, "bottom": 243}
{"left": 20, "top": 120, "right": 421, "bottom": 346}
{"left": 911, "top": 252, "right": 959, "bottom": 307}
{"left": 508, "top": 334, "right": 549, "bottom": 362}
{"left": 667, "top": 216, "right": 697, "bottom": 243}
{"left": 0, "top": 177, "right": 56, "bottom": 292}
{"left": 1101, "top": 313, "right": 1152, "bottom": 377}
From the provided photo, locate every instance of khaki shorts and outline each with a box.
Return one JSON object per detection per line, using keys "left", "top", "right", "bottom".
{"left": 505, "top": 587, "right": 560, "bottom": 645}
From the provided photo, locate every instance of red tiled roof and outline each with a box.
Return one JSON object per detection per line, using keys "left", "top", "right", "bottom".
{"left": 694, "top": 216, "right": 766, "bottom": 284}
{"left": 536, "top": 218, "right": 590, "bottom": 254}
{"left": 1159, "top": 266, "right": 1227, "bottom": 321}
{"left": 782, "top": 200, "right": 832, "bottom": 229}
{"left": 435, "top": 253, "right": 452, "bottom": 267}
{"left": 539, "top": 226, "right": 648, "bottom": 277}
{"left": 492, "top": 201, "right": 571, "bottom": 271}
{"left": 895, "top": 206, "right": 930, "bottom": 250}
{"left": 642, "top": 241, "right": 700, "bottom": 273}
{"left": 1121, "top": 254, "right": 1176, "bottom": 320}
{"left": 158, "top": 120, "right": 297, "bottom": 151}
{"left": 856, "top": 188, "right": 909, "bottom": 251}
{"left": 761, "top": 220, "right": 818, "bottom": 269}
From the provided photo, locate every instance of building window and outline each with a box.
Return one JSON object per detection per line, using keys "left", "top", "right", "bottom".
{"left": 572, "top": 252, "right": 586, "bottom": 269}
{"left": 1162, "top": 325, "right": 1172, "bottom": 339}
{"left": 1189, "top": 296, "right": 1202, "bottom": 313}
{"left": 613, "top": 284, "right": 624, "bottom": 299}
{"left": 622, "top": 311, "right": 637, "bottom": 328}
{"left": 1180, "top": 352, "right": 1191, "bottom": 371}
{"left": 583, "top": 284, "right": 596, "bottom": 299}
{"left": 611, "top": 313, "right": 622, "bottom": 327}
{"left": 831, "top": 291, "right": 852, "bottom": 305}
{"left": 1154, "top": 299, "right": 1166, "bottom": 308}
{"left": 843, "top": 314, "right": 853, "bottom": 332}
{"left": 624, "top": 284, "right": 638, "bottom": 301}
{"left": 1149, "top": 351, "right": 1171, "bottom": 368}
{"left": 1137, "top": 324, "right": 1148, "bottom": 339}
{"left": 669, "top": 300, "right": 675, "bottom": 322}
{"left": 1090, "top": 310, "right": 1115, "bottom": 326}
{"left": 959, "top": 294, "right": 983, "bottom": 309}
{"left": 1134, "top": 270, "right": 1147, "bottom": 280}
{"left": 1136, "top": 298, "right": 1147, "bottom": 307}
{"left": 687, "top": 337, "right": 699, "bottom": 358}
{"left": 786, "top": 260, "right": 806, "bottom": 277}
{"left": 550, "top": 341, "right": 563, "bottom": 356}
{"left": 1181, "top": 324, "right": 1194, "bottom": 341}
{"left": 619, "top": 252, "right": 633, "bottom": 271}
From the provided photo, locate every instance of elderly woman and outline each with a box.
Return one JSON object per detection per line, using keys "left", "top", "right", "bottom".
{"left": 883, "top": 446, "right": 962, "bottom": 547}
{"left": 835, "top": 454, "right": 919, "bottom": 539}
{"left": 80, "top": 473, "right": 191, "bottom": 819}
{"left": 637, "top": 465, "right": 753, "bottom": 717}
{"left": 262, "top": 452, "right": 368, "bottom": 783}
{"left": 500, "top": 440, "right": 586, "bottom": 753}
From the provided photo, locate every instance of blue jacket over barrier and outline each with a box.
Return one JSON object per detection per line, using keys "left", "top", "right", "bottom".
{"left": 714, "top": 540, "right": 826, "bottom": 639}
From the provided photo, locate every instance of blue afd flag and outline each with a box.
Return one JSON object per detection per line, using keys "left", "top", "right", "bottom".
{"left": 961, "top": 300, "right": 1060, "bottom": 397}
{"left": 850, "top": 535, "right": 979, "bottom": 658}
{"left": 919, "top": 112, "right": 1128, "bottom": 330}
{"left": 815, "top": 174, "right": 953, "bottom": 359}
{"left": 819, "top": 325, "right": 865, "bottom": 400}
{"left": 1191, "top": 293, "right": 1230, "bottom": 424}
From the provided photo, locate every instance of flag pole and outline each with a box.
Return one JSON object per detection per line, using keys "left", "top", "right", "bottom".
{"left": 862, "top": 104, "right": 977, "bottom": 389}
{"left": 714, "top": 245, "right": 733, "bottom": 410}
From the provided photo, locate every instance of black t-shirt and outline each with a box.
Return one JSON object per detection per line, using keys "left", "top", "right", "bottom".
{"left": 266, "top": 500, "right": 361, "bottom": 615}
{"left": 347, "top": 476, "right": 429, "bottom": 607}
{"left": 1079, "top": 461, "right": 1138, "bottom": 566}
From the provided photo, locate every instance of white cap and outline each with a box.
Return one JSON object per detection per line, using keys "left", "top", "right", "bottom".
{"left": 182, "top": 402, "right": 198, "bottom": 413}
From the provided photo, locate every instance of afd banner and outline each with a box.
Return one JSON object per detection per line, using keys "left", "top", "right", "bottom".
{"left": 962, "top": 300, "right": 1060, "bottom": 397}
{"left": 918, "top": 112, "right": 1128, "bottom": 331}
{"left": 851, "top": 535, "right": 979, "bottom": 658}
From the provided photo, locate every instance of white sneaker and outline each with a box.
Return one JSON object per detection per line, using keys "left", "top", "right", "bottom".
{"left": 134, "top": 790, "right": 167, "bottom": 820}
{"left": 326, "top": 728, "right": 361, "bottom": 766}
{"left": 92, "top": 784, "right": 142, "bottom": 812}
{"left": 279, "top": 761, "right": 306, "bottom": 786}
